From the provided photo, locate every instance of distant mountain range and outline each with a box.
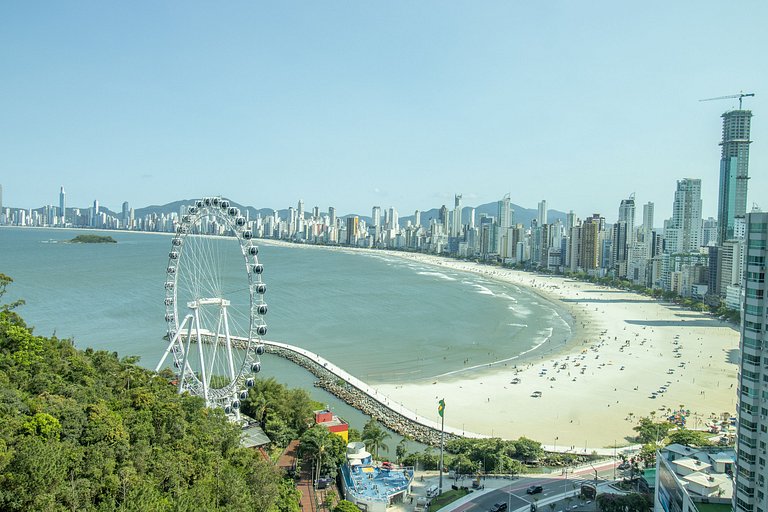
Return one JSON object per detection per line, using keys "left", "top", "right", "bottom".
{"left": 134, "top": 199, "right": 567, "bottom": 228}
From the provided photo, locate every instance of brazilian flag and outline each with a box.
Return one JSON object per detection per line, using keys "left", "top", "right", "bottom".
{"left": 438, "top": 398, "right": 445, "bottom": 418}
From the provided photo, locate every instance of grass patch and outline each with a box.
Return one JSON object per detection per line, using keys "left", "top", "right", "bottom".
{"left": 432, "top": 488, "right": 471, "bottom": 510}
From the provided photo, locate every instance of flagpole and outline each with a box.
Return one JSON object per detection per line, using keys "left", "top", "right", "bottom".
{"left": 439, "top": 398, "right": 445, "bottom": 496}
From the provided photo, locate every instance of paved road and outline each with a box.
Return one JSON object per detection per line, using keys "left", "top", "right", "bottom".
{"left": 442, "top": 459, "right": 624, "bottom": 512}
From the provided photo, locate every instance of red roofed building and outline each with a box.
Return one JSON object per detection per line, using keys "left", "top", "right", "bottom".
{"left": 314, "top": 410, "right": 349, "bottom": 442}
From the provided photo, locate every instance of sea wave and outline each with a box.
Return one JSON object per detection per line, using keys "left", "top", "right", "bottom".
{"left": 416, "top": 271, "right": 456, "bottom": 281}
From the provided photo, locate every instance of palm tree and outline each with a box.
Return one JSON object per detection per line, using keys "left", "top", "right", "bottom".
{"left": 362, "top": 419, "right": 391, "bottom": 460}
{"left": 301, "top": 427, "right": 332, "bottom": 486}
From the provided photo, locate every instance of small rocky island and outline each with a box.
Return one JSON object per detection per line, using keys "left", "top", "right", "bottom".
{"left": 69, "top": 234, "right": 117, "bottom": 244}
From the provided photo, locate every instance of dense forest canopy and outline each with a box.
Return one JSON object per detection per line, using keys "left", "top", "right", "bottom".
{"left": 0, "top": 273, "right": 296, "bottom": 511}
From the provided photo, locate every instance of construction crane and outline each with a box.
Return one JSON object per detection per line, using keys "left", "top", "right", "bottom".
{"left": 699, "top": 92, "right": 755, "bottom": 110}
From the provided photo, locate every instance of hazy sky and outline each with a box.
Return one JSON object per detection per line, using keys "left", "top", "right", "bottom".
{"left": 1, "top": 1, "right": 765, "bottom": 221}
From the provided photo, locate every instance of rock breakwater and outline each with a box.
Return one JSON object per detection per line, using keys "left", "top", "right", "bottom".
{"left": 264, "top": 345, "right": 460, "bottom": 446}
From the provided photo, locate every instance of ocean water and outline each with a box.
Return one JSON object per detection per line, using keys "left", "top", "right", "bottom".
{"left": 0, "top": 226, "right": 572, "bottom": 437}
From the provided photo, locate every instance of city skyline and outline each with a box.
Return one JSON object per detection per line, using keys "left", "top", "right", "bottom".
{"left": 1, "top": 2, "right": 765, "bottom": 221}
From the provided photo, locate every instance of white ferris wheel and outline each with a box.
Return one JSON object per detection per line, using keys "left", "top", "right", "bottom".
{"left": 156, "top": 196, "right": 267, "bottom": 418}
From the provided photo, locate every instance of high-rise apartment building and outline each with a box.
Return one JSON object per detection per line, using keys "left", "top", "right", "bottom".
{"left": 717, "top": 109, "right": 752, "bottom": 246}
{"left": 618, "top": 195, "right": 636, "bottom": 245}
{"left": 453, "top": 194, "right": 463, "bottom": 237}
{"left": 665, "top": 179, "right": 702, "bottom": 254}
{"left": 372, "top": 206, "right": 382, "bottom": 242}
{"left": 611, "top": 221, "right": 628, "bottom": 276}
{"left": 565, "top": 211, "right": 575, "bottom": 232}
{"left": 91, "top": 200, "right": 100, "bottom": 228}
{"left": 538, "top": 200, "right": 547, "bottom": 226}
{"left": 388, "top": 207, "right": 398, "bottom": 232}
{"left": 642, "top": 202, "right": 654, "bottom": 234}
{"left": 59, "top": 186, "right": 66, "bottom": 225}
{"left": 733, "top": 211, "right": 767, "bottom": 512}
{"left": 579, "top": 214, "right": 602, "bottom": 271}
{"left": 122, "top": 201, "right": 130, "bottom": 229}
{"left": 498, "top": 194, "right": 512, "bottom": 229}
{"left": 345, "top": 216, "right": 359, "bottom": 245}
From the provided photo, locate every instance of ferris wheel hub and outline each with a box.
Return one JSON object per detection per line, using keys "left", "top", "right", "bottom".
{"left": 187, "top": 298, "right": 231, "bottom": 308}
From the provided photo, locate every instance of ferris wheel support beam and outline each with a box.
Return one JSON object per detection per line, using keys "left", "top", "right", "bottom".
{"left": 206, "top": 309, "right": 225, "bottom": 389}
{"left": 193, "top": 307, "right": 210, "bottom": 405}
{"left": 179, "top": 315, "right": 195, "bottom": 395}
{"left": 222, "top": 303, "right": 237, "bottom": 383}
{"left": 156, "top": 313, "right": 193, "bottom": 372}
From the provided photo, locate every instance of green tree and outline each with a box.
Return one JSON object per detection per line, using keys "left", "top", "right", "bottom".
{"left": 0, "top": 273, "right": 24, "bottom": 312}
{"left": 637, "top": 443, "right": 657, "bottom": 467}
{"left": 396, "top": 437, "right": 409, "bottom": 464}
{"left": 513, "top": 437, "right": 543, "bottom": 462}
{"left": 361, "top": 418, "right": 391, "bottom": 460}
{"left": 347, "top": 427, "right": 362, "bottom": 442}
{"left": 633, "top": 417, "right": 673, "bottom": 444}
{"left": 21, "top": 412, "right": 61, "bottom": 440}
{"left": 334, "top": 500, "right": 361, "bottom": 512}
{"left": 0, "top": 276, "right": 288, "bottom": 511}
{"left": 666, "top": 429, "right": 712, "bottom": 447}
{"left": 300, "top": 426, "right": 345, "bottom": 483}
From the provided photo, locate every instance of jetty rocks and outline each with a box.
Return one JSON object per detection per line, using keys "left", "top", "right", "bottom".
{"left": 264, "top": 345, "right": 459, "bottom": 446}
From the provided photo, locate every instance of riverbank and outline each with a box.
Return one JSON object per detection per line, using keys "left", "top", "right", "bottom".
{"left": 258, "top": 240, "right": 740, "bottom": 448}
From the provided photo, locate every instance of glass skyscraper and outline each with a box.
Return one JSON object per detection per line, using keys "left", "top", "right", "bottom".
{"left": 717, "top": 109, "right": 752, "bottom": 245}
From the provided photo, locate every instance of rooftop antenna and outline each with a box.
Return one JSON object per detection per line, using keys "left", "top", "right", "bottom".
{"left": 699, "top": 91, "right": 755, "bottom": 110}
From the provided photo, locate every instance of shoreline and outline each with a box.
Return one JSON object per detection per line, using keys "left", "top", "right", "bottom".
{"left": 258, "top": 239, "right": 740, "bottom": 448}
{"left": 7, "top": 227, "right": 739, "bottom": 447}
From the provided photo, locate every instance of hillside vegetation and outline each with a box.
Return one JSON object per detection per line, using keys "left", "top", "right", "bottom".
{"left": 69, "top": 234, "right": 117, "bottom": 243}
{"left": 0, "top": 273, "right": 295, "bottom": 511}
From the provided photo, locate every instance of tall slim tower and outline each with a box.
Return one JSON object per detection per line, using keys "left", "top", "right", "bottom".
{"left": 498, "top": 194, "right": 512, "bottom": 229}
{"left": 618, "top": 195, "right": 636, "bottom": 244}
{"left": 122, "top": 201, "right": 130, "bottom": 229}
{"left": 453, "top": 194, "right": 463, "bottom": 236}
{"left": 0, "top": 184, "right": 4, "bottom": 224}
{"left": 91, "top": 200, "right": 100, "bottom": 228}
{"left": 538, "top": 200, "right": 548, "bottom": 226}
{"left": 59, "top": 186, "right": 66, "bottom": 225}
{"left": 372, "top": 206, "right": 382, "bottom": 243}
{"left": 733, "top": 210, "right": 768, "bottom": 512}
{"left": 642, "top": 202, "right": 654, "bottom": 233}
{"left": 717, "top": 109, "right": 752, "bottom": 245}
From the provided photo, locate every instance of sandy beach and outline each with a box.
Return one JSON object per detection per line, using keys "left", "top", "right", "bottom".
{"left": 260, "top": 240, "right": 741, "bottom": 449}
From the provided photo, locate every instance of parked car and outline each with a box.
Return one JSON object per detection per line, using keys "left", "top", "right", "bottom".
{"left": 526, "top": 485, "right": 543, "bottom": 494}
{"left": 490, "top": 503, "right": 509, "bottom": 512}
